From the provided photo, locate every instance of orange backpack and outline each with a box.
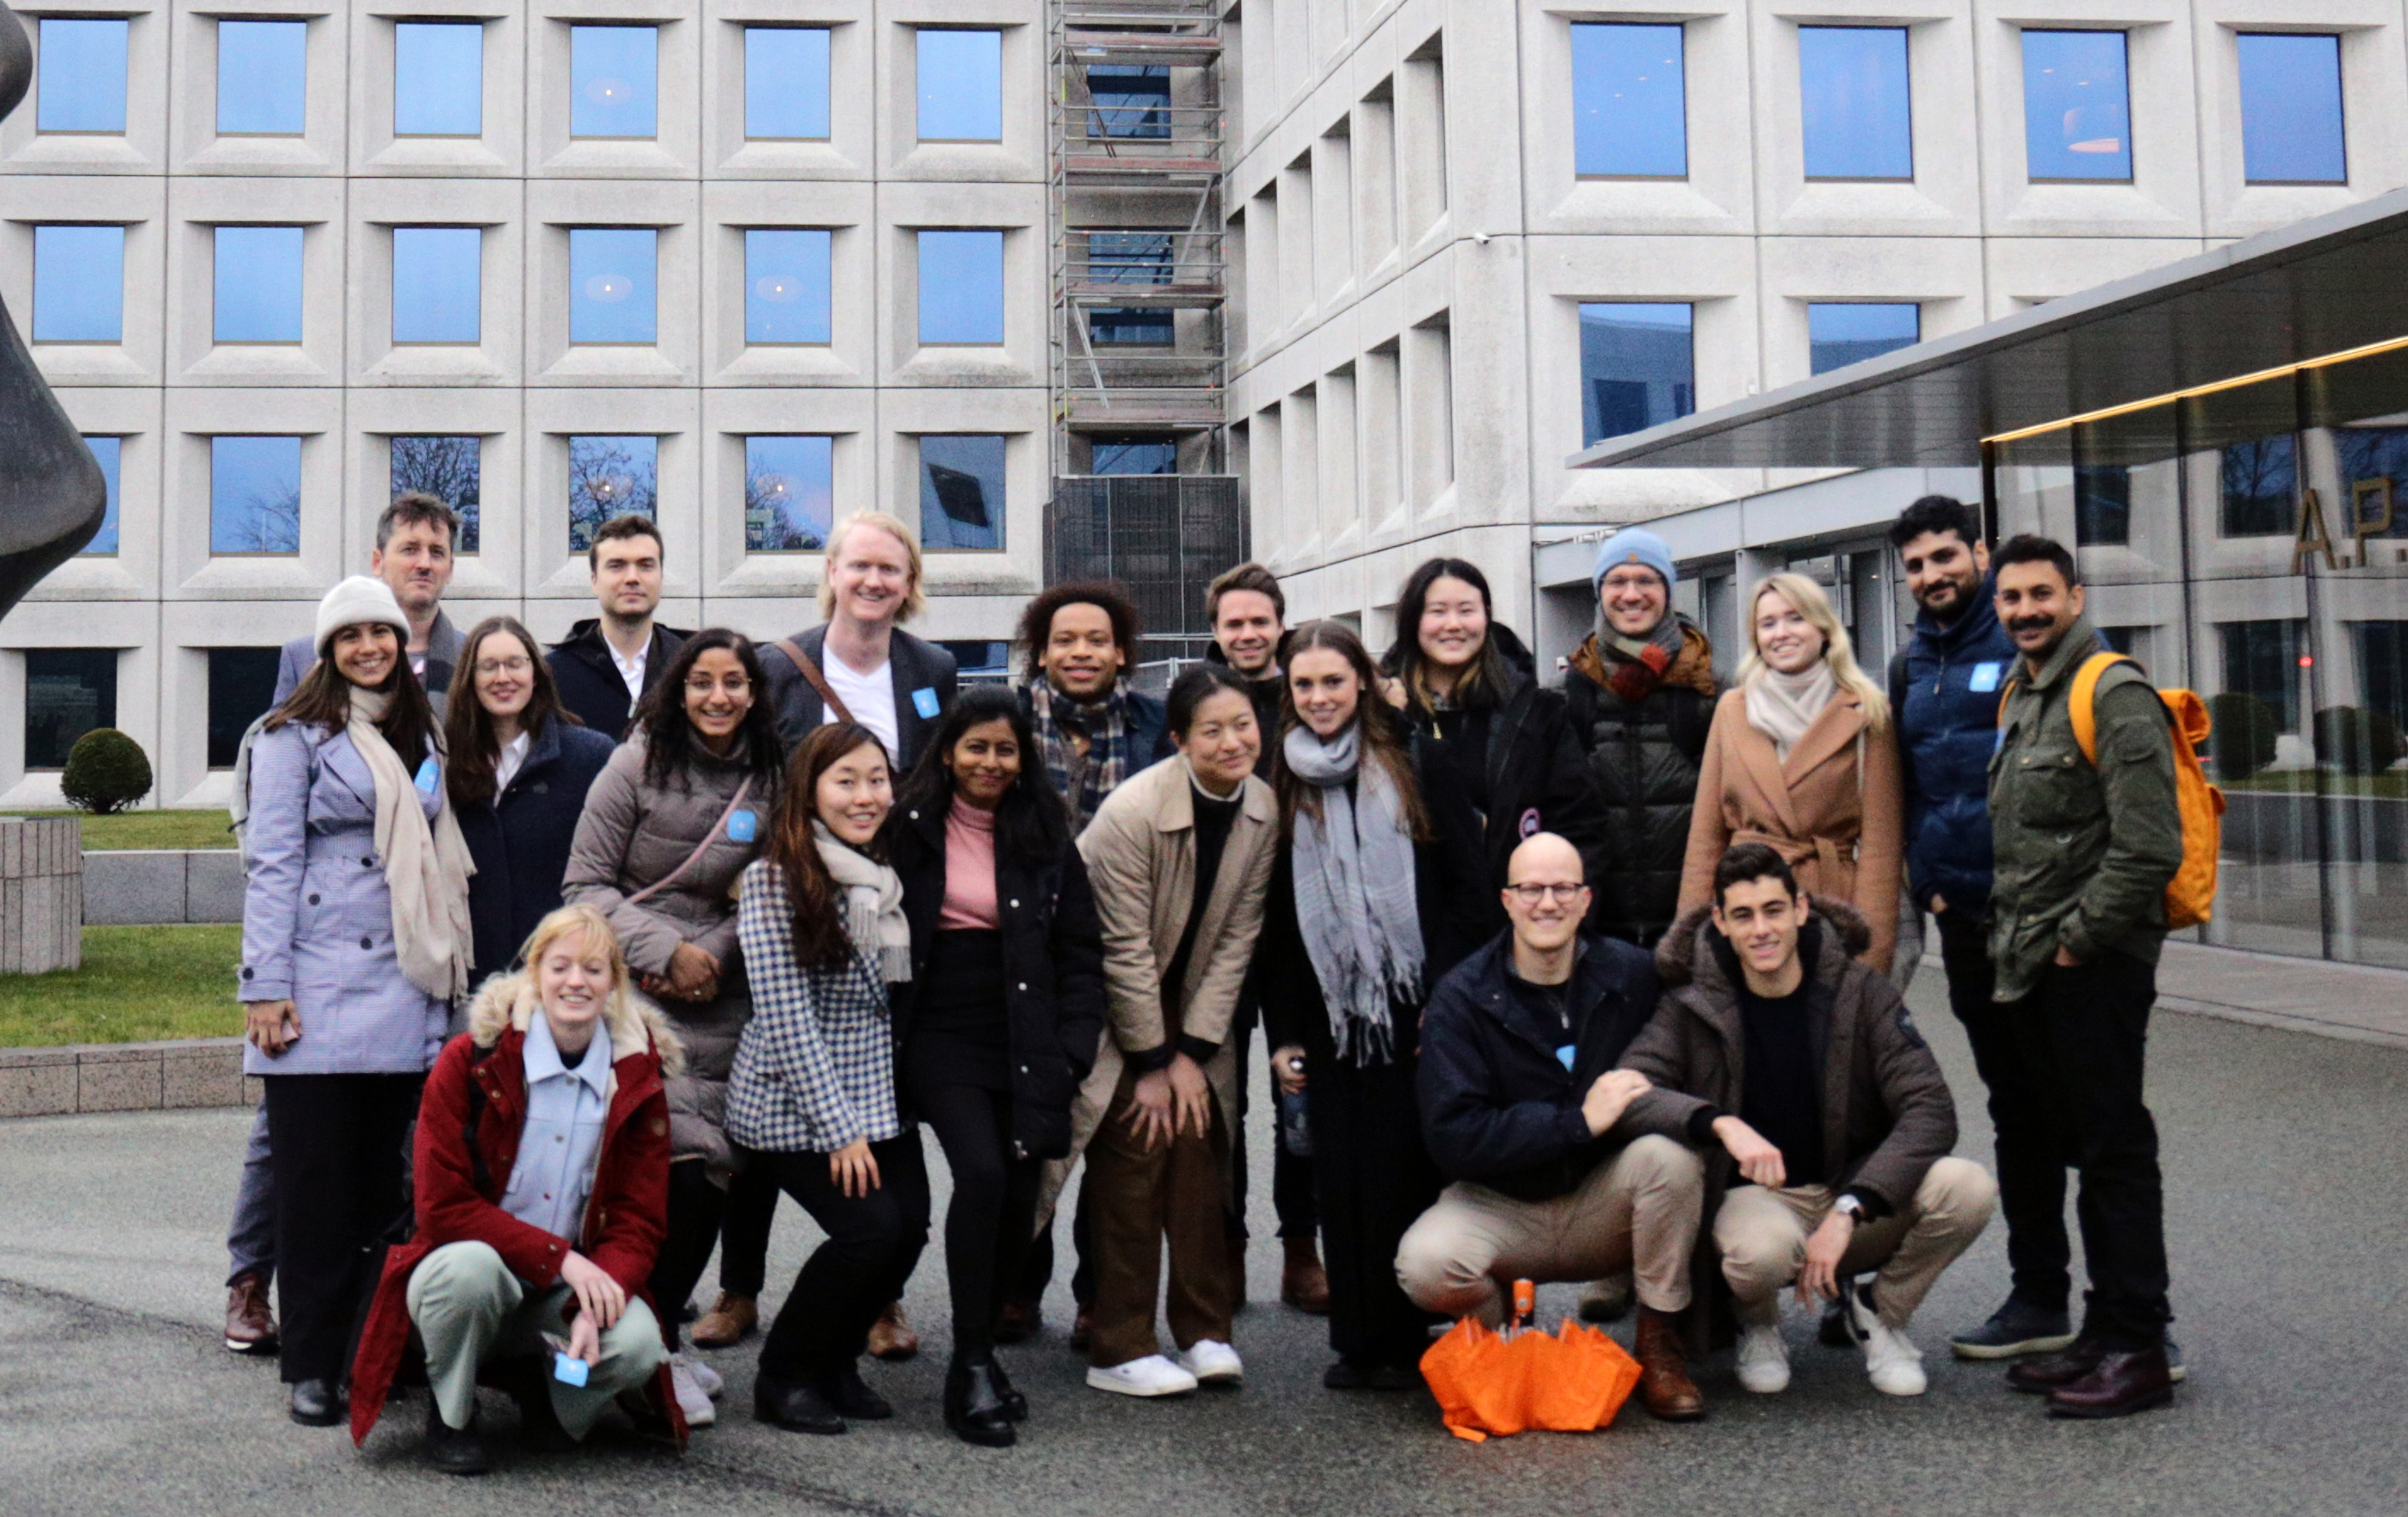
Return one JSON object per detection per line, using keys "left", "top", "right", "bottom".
{"left": 2004, "top": 652, "right": 2226, "bottom": 931}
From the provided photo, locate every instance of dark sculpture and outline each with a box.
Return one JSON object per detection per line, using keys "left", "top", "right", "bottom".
{"left": 0, "top": 3, "right": 110, "bottom": 619}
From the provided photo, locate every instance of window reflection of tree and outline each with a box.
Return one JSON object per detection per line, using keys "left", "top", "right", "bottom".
{"left": 390, "top": 436, "right": 481, "bottom": 551}
{"left": 567, "top": 436, "right": 657, "bottom": 550}
{"left": 2219, "top": 435, "right": 2295, "bottom": 538}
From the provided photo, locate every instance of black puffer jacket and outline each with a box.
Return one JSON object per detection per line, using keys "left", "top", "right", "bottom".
{"left": 1563, "top": 619, "right": 1716, "bottom": 946}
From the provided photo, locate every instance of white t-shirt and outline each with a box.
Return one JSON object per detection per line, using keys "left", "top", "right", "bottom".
{"left": 821, "top": 653, "right": 900, "bottom": 762}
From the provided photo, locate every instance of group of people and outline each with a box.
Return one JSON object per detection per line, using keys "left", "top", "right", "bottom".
{"left": 225, "top": 486, "right": 2189, "bottom": 1475}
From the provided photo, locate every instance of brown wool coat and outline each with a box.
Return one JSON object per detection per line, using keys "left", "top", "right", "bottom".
{"left": 1676, "top": 684, "right": 1905, "bottom": 974}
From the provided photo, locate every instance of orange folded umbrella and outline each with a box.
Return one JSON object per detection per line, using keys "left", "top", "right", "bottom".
{"left": 1419, "top": 1316, "right": 1643, "bottom": 1443}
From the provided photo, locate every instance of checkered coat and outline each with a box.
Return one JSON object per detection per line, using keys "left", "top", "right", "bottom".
{"left": 726, "top": 859, "right": 902, "bottom": 1155}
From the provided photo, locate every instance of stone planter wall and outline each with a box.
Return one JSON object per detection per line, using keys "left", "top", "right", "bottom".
{"left": 0, "top": 1038, "right": 256, "bottom": 1118}
{"left": 1, "top": 817, "right": 81, "bottom": 972}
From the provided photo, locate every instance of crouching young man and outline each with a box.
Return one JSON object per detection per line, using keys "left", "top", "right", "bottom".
{"left": 348, "top": 905, "right": 686, "bottom": 1472}
{"left": 1396, "top": 833, "right": 1711, "bottom": 1421}
{"left": 1619, "top": 843, "right": 1996, "bottom": 1398}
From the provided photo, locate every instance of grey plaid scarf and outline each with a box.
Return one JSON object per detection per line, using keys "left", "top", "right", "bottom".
{"left": 1029, "top": 679, "right": 1132, "bottom": 832}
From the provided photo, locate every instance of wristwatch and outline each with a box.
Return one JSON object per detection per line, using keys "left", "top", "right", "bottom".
{"left": 1833, "top": 1194, "right": 1868, "bottom": 1228}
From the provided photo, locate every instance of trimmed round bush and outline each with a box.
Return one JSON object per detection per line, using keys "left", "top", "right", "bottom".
{"left": 2314, "top": 705, "right": 2405, "bottom": 776}
{"left": 2205, "top": 691, "right": 2280, "bottom": 781}
{"left": 61, "top": 727, "right": 153, "bottom": 814}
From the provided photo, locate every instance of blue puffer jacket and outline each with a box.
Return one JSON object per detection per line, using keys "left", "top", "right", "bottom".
{"left": 1890, "top": 587, "right": 2019, "bottom": 918}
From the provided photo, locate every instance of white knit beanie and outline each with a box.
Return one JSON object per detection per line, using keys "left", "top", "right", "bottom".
{"left": 315, "top": 575, "right": 411, "bottom": 654}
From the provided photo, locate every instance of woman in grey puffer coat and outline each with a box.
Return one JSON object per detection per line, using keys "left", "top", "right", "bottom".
{"left": 562, "top": 629, "right": 783, "bottom": 1398}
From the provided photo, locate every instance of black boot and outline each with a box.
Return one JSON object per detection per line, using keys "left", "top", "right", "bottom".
{"left": 944, "top": 1359, "right": 1018, "bottom": 1447}
{"left": 424, "top": 1400, "right": 490, "bottom": 1475}
{"left": 827, "top": 1362, "right": 894, "bottom": 1420}
{"left": 986, "top": 1355, "right": 1029, "bottom": 1423}
{"left": 287, "top": 1377, "right": 346, "bottom": 1427}
{"left": 754, "top": 1370, "right": 846, "bottom": 1435}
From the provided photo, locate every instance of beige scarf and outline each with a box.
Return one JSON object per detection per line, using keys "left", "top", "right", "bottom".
{"left": 1745, "top": 660, "right": 1836, "bottom": 761}
{"left": 812, "top": 821, "right": 914, "bottom": 984}
{"left": 348, "top": 687, "right": 475, "bottom": 1001}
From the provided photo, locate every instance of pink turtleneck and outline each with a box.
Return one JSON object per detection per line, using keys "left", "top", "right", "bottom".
{"left": 938, "top": 800, "right": 1001, "bottom": 930}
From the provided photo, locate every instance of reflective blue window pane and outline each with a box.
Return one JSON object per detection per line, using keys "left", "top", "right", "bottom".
{"left": 391, "top": 227, "right": 481, "bottom": 344}
{"left": 1092, "top": 436, "right": 1176, "bottom": 475}
{"left": 1090, "top": 308, "right": 1172, "bottom": 345}
{"left": 572, "top": 26, "right": 658, "bottom": 138}
{"left": 1808, "top": 302, "right": 1919, "bottom": 374}
{"left": 218, "top": 20, "right": 307, "bottom": 135}
{"left": 745, "top": 28, "right": 830, "bottom": 140}
{"left": 210, "top": 436, "right": 303, "bottom": 555}
{"left": 568, "top": 436, "right": 657, "bottom": 550}
{"left": 1572, "top": 23, "right": 1686, "bottom": 178}
{"left": 2022, "top": 30, "right": 2131, "bottom": 181}
{"left": 37, "top": 20, "right": 128, "bottom": 133}
{"left": 390, "top": 436, "right": 481, "bottom": 553}
{"left": 32, "top": 225, "right": 124, "bottom": 343}
{"left": 745, "top": 230, "right": 831, "bottom": 344}
{"left": 917, "top": 30, "right": 1002, "bottom": 141}
{"left": 918, "top": 231, "right": 1004, "bottom": 344}
{"left": 1087, "top": 231, "right": 1172, "bottom": 282}
{"left": 213, "top": 226, "right": 305, "bottom": 343}
{"left": 2238, "top": 33, "right": 2346, "bottom": 185}
{"left": 1579, "top": 303, "right": 1693, "bottom": 445}
{"left": 919, "top": 435, "right": 1005, "bottom": 550}
{"left": 569, "top": 228, "right": 658, "bottom": 344}
{"left": 79, "top": 436, "right": 121, "bottom": 555}
{"left": 394, "top": 22, "right": 483, "bottom": 136}
{"left": 1089, "top": 66, "right": 1170, "bottom": 140}
{"left": 744, "top": 436, "right": 834, "bottom": 550}
{"left": 1799, "top": 26, "right": 1912, "bottom": 180}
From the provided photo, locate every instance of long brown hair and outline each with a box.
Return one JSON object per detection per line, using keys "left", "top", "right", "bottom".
{"left": 1276, "top": 620, "right": 1431, "bottom": 841}
{"left": 445, "top": 616, "right": 581, "bottom": 808}
{"left": 265, "top": 623, "right": 439, "bottom": 769}
{"left": 765, "top": 721, "right": 891, "bottom": 971}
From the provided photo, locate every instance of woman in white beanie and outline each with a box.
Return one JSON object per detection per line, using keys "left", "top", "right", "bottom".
{"left": 239, "top": 574, "right": 475, "bottom": 1428}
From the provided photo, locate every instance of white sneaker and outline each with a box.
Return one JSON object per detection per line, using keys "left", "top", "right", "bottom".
{"left": 1847, "top": 1280, "right": 1927, "bottom": 1397}
{"left": 1085, "top": 1354, "right": 1200, "bottom": 1398}
{"left": 672, "top": 1352, "right": 724, "bottom": 1399}
{"left": 669, "top": 1356, "right": 717, "bottom": 1427}
{"left": 1176, "top": 1339, "right": 1244, "bottom": 1386}
{"left": 1735, "top": 1323, "right": 1790, "bottom": 1394}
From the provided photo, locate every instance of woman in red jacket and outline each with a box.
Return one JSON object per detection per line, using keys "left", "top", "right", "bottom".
{"left": 349, "top": 904, "right": 685, "bottom": 1474}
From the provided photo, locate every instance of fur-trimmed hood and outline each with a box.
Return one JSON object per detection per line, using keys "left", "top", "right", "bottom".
{"left": 464, "top": 967, "right": 686, "bottom": 1075}
{"left": 1654, "top": 893, "right": 1874, "bottom": 989}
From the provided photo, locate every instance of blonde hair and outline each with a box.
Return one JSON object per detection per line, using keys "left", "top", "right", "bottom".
{"left": 467, "top": 904, "right": 684, "bottom": 1071}
{"left": 818, "top": 511, "right": 926, "bottom": 623}
{"left": 1737, "top": 572, "right": 1890, "bottom": 733}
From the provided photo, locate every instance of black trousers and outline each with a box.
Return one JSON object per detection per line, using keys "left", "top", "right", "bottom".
{"left": 2000, "top": 948, "right": 2173, "bottom": 1350}
{"left": 1015, "top": 1176, "right": 1096, "bottom": 1309}
{"left": 752, "top": 1137, "right": 931, "bottom": 1382}
{"left": 649, "top": 1160, "right": 728, "bottom": 1352}
{"left": 261, "top": 1072, "right": 421, "bottom": 1385}
{"left": 714, "top": 1162, "right": 779, "bottom": 1298}
{"left": 1231, "top": 1006, "right": 1320, "bottom": 1243}
{"left": 1307, "top": 1049, "right": 1441, "bottom": 1370}
{"left": 912, "top": 1075, "right": 1042, "bottom": 1360}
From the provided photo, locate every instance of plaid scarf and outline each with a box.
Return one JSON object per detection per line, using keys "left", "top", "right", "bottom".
{"left": 1029, "top": 679, "right": 1133, "bottom": 832}
{"left": 1571, "top": 617, "right": 1716, "bottom": 706}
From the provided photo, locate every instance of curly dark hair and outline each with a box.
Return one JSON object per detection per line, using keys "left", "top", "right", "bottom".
{"left": 632, "top": 628, "right": 785, "bottom": 789}
{"left": 766, "top": 721, "right": 893, "bottom": 971}
{"left": 893, "top": 684, "right": 1068, "bottom": 870}
{"left": 1887, "top": 494, "right": 1984, "bottom": 552}
{"left": 1017, "top": 580, "right": 1141, "bottom": 685}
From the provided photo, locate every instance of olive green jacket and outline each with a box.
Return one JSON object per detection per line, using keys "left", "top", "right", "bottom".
{"left": 1986, "top": 616, "right": 2184, "bottom": 1001}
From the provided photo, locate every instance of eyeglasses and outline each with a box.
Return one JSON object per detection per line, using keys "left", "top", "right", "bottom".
{"left": 686, "top": 676, "right": 751, "bottom": 697}
{"left": 1506, "top": 882, "right": 1588, "bottom": 904}
{"left": 474, "top": 656, "right": 532, "bottom": 677}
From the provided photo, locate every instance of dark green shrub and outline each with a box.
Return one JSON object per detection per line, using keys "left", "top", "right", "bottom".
{"left": 61, "top": 727, "right": 152, "bottom": 814}
{"left": 2205, "top": 691, "right": 2280, "bottom": 780}
{"left": 2313, "top": 705, "right": 2405, "bottom": 776}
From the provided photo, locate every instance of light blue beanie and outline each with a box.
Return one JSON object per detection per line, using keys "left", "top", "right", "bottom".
{"left": 1593, "top": 528, "right": 1676, "bottom": 594}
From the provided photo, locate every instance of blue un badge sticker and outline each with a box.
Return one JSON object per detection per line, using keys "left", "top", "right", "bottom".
{"left": 912, "top": 687, "right": 942, "bottom": 719}
{"left": 1557, "top": 1045, "right": 1577, "bottom": 1070}
{"left": 726, "top": 808, "right": 759, "bottom": 844}
{"left": 1968, "top": 660, "right": 2004, "bottom": 693}
{"left": 413, "top": 757, "right": 440, "bottom": 796}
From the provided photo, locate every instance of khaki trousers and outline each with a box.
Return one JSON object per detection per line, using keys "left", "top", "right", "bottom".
{"left": 1713, "top": 1156, "right": 1998, "bottom": 1329}
{"left": 1083, "top": 1068, "right": 1234, "bottom": 1367}
{"left": 1394, "top": 1136, "right": 1705, "bottom": 1325}
{"left": 407, "top": 1240, "right": 667, "bottom": 1435}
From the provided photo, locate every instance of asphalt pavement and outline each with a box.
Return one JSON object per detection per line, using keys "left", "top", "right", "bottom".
{"left": 3, "top": 969, "right": 2405, "bottom": 1517}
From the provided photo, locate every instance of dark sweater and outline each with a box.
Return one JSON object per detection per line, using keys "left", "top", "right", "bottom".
{"left": 1736, "top": 979, "right": 1823, "bottom": 1185}
{"left": 1155, "top": 781, "right": 1242, "bottom": 1067}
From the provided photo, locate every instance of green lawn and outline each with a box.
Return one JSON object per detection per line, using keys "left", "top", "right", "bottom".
{"left": 2220, "top": 770, "right": 2408, "bottom": 799}
{"left": 0, "top": 925, "right": 243, "bottom": 1047}
{"left": 0, "top": 809, "right": 234, "bottom": 849}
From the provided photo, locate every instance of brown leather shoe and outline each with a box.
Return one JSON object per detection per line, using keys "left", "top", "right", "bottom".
{"left": 1280, "top": 1239, "right": 1331, "bottom": 1315}
{"left": 1632, "top": 1305, "right": 1705, "bottom": 1422}
{"left": 2006, "top": 1335, "right": 2107, "bottom": 1394}
{"left": 1069, "top": 1303, "right": 1093, "bottom": 1353}
{"left": 993, "top": 1296, "right": 1040, "bottom": 1345}
{"left": 690, "top": 1292, "right": 757, "bottom": 1349}
{"left": 2047, "top": 1346, "right": 2174, "bottom": 1419}
{"left": 225, "top": 1270, "right": 276, "bottom": 1355}
{"left": 867, "top": 1301, "right": 919, "bottom": 1362}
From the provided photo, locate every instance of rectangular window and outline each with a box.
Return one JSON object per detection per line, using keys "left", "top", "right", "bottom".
{"left": 917, "top": 231, "right": 1005, "bottom": 345}
{"left": 568, "top": 435, "right": 658, "bottom": 550}
{"left": 1571, "top": 22, "right": 1686, "bottom": 179}
{"left": 2220, "top": 434, "right": 2296, "bottom": 537}
{"left": 2334, "top": 426, "right": 2408, "bottom": 539}
{"left": 394, "top": 21, "right": 483, "bottom": 136}
{"left": 2022, "top": 30, "right": 2131, "bottom": 181}
{"left": 571, "top": 26, "right": 658, "bottom": 139}
{"left": 1090, "top": 308, "right": 1174, "bottom": 345}
{"left": 919, "top": 434, "right": 1005, "bottom": 550}
{"left": 32, "top": 225, "right": 124, "bottom": 343}
{"left": 1085, "top": 231, "right": 1173, "bottom": 283}
{"left": 209, "top": 435, "right": 303, "bottom": 556}
{"left": 2353, "top": 622, "right": 2408, "bottom": 736}
{"left": 2073, "top": 462, "right": 2132, "bottom": 546}
{"left": 1807, "top": 302, "right": 1919, "bottom": 375}
{"left": 37, "top": 18, "right": 128, "bottom": 133}
{"left": 744, "top": 229, "right": 832, "bottom": 344}
{"left": 217, "top": 20, "right": 306, "bottom": 136}
{"left": 2238, "top": 33, "right": 2346, "bottom": 185}
{"left": 24, "top": 649, "right": 117, "bottom": 770}
{"left": 1089, "top": 65, "right": 1170, "bottom": 140}
{"left": 79, "top": 436, "right": 121, "bottom": 555}
{"left": 917, "top": 29, "right": 1002, "bottom": 142}
{"left": 208, "top": 647, "right": 281, "bottom": 767}
{"left": 1579, "top": 302, "right": 1694, "bottom": 446}
{"left": 1092, "top": 436, "right": 1177, "bottom": 475}
{"left": 937, "top": 640, "right": 1010, "bottom": 676}
{"left": 390, "top": 436, "right": 481, "bottom": 553}
{"left": 391, "top": 227, "right": 481, "bottom": 345}
{"left": 743, "top": 435, "right": 834, "bottom": 551}
{"left": 1798, "top": 26, "right": 1912, "bottom": 180}
{"left": 213, "top": 226, "right": 305, "bottom": 343}
{"left": 745, "top": 27, "right": 830, "bottom": 140}
{"left": 569, "top": 228, "right": 658, "bottom": 344}
{"left": 2218, "top": 619, "right": 2306, "bottom": 733}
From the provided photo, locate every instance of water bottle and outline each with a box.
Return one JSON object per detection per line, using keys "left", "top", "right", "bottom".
{"left": 1278, "top": 1056, "right": 1312, "bottom": 1157}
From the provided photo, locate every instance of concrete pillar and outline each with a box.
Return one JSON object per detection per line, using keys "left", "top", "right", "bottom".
{"left": 0, "top": 816, "right": 82, "bottom": 973}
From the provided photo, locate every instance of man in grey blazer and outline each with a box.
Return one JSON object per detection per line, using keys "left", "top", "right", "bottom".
{"left": 757, "top": 510, "right": 959, "bottom": 772}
